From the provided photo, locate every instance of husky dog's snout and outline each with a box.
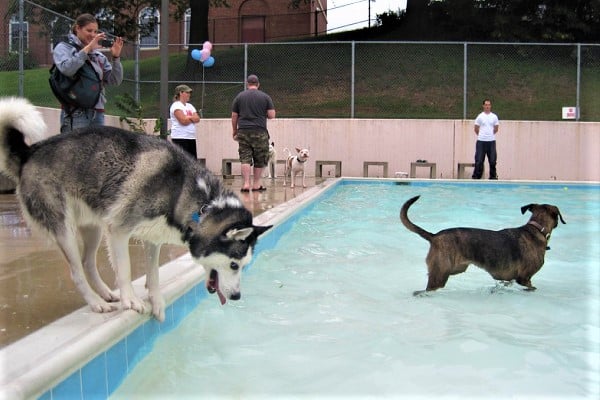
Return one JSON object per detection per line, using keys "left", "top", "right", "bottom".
{"left": 206, "top": 268, "right": 242, "bottom": 304}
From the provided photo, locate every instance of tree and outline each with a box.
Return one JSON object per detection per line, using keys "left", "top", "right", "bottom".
{"left": 403, "top": 0, "right": 599, "bottom": 42}
{"left": 28, "top": 0, "right": 182, "bottom": 41}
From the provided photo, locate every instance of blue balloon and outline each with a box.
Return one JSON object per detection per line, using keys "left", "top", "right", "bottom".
{"left": 191, "top": 49, "right": 201, "bottom": 61}
{"left": 203, "top": 56, "right": 215, "bottom": 68}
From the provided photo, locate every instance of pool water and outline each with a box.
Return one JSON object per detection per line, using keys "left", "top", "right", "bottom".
{"left": 112, "top": 182, "right": 600, "bottom": 399}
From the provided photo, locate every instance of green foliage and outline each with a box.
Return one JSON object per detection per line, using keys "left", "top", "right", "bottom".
{"left": 403, "top": 0, "right": 599, "bottom": 42}
{"left": 376, "top": 9, "right": 406, "bottom": 30}
{"left": 0, "top": 52, "right": 37, "bottom": 71}
{"left": 32, "top": 0, "right": 188, "bottom": 41}
{"left": 114, "top": 93, "right": 163, "bottom": 137}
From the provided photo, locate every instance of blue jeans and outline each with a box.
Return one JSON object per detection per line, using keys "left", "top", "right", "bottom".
{"left": 473, "top": 140, "right": 497, "bottom": 179}
{"left": 60, "top": 108, "right": 104, "bottom": 134}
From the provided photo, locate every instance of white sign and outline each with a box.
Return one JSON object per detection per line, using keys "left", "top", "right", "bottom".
{"left": 562, "top": 107, "right": 578, "bottom": 119}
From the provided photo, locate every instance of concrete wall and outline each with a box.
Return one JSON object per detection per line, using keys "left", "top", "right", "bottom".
{"left": 36, "top": 107, "right": 600, "bottom": 182}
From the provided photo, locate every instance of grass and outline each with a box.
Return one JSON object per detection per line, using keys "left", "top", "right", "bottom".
{"left": 1, "top": 42, "right": 598, "bottom": 121}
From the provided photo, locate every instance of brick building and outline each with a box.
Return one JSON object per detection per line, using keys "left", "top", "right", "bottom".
{"left": 0, "top": 0, "right": 327, "bottom": 68}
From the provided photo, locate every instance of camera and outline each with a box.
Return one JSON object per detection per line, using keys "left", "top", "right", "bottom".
{"left": 100, "top": 39, "right": 113, "bottom": 48}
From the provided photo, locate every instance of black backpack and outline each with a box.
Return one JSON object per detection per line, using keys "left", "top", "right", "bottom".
{"left": 49, "top": 42, "right": 102, "bottom": 110}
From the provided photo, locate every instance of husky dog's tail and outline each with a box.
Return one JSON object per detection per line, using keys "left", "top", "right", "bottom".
{"left": 400, "top": 195, "right": 434, "bottom": 242}
{"left": 0, "top": 97, "right": 47, "bottom": 180}
{"left": 282, "top": 147, "right": 292, "bottom": 158}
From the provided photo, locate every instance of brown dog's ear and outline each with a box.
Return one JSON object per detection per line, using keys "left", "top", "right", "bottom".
{"left": 521, "top": 204, "right": 535, "bottom": 215}
{"left": 556, "top": 208, "right": 566, "bottom": 224}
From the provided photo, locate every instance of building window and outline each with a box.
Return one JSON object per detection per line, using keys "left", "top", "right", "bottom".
{"left": 9, "top": 15, "right": 29, "bottom": 52}
{"left": 139, "top": 7, "right": 159, "bottom": 49}
{"left": 184, "top": 8, "right": 191, "bottom": 48}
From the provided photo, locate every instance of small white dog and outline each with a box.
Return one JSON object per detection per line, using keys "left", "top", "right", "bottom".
{"left": 283, "top": 147, "right": 310, "bottom": 188}
{"left": 265, "top": 141, "right": 276, "bottom": 178}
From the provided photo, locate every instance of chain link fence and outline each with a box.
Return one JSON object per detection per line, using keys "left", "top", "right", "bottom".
{"left": 1, "top": 1, "right": 598, "bottom": 121}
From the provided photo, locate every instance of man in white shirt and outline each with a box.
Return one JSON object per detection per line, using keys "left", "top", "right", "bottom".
{"left": 473, "top": 99, "right": 499, "bottom": 179}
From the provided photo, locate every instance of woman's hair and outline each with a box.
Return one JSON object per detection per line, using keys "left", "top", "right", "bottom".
{"left": 72, "top": 13, "right": 98, "bottom": 34}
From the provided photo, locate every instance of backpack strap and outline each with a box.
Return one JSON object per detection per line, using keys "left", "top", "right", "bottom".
{"left": 55, "top": 41, "right": 82, "bottom": 116}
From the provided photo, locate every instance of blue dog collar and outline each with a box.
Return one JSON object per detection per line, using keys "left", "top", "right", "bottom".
{"left": 191, "top": 211, "right": 200, "bottom": 223}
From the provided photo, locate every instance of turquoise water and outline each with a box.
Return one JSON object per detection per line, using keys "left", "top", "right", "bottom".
{"left": 112, "top": 182, "right": 600, "bottom": 399}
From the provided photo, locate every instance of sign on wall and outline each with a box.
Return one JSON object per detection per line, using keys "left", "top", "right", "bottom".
{"left": 562, "top": 107, "right": 578, "bottom": 119}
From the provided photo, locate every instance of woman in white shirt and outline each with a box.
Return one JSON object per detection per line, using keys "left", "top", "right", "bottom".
{"left": 169, "top": 84, "right": 201, "bottom": 158}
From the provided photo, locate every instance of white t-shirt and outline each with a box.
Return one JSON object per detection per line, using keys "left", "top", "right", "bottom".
{"left": 169, "top": 101, "right": 198, "bottom": 139}
{"left": 474, "top": 111, "right": 499, "bottom": 142}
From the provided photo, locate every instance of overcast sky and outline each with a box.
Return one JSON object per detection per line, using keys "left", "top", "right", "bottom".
{"left": 326, "top": 0, "right": 407, "bottom": 33}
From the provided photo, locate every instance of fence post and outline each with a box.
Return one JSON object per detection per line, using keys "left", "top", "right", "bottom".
{"left": 159, "top": 0, "right": 169, "bottom": 138}
{"left": 463, "top": 42, "right": 468, "bottom": 120}
{"left": 244, "top": 43, "right": 248, "bottom": 89}
{"left": 351, "top": 41, "right": 355, "bottom": 118}
{"left": 18, "top": 0, "right": 25, "bottom": 97}
{"left": 576, "top": 43, "right": 581, "bottom": 121}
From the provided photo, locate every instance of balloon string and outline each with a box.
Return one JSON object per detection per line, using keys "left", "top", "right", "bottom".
{"left": 201, "top": 63, "right": 206, "bottom": 114}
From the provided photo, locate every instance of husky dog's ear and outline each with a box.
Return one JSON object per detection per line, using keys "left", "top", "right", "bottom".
{"left": 225, "top": 227, "right": 254, "bottom": 241}
{"left": 521, "top": 204, "right": 535, "bottom": 215}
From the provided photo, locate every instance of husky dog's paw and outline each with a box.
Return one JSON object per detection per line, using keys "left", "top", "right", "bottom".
{"left": 149, "top": 294, "right": 166, "bottom": 322}
{"left": 98, "top": 288, "right": 120, "bottom": 303}
{"left": 121, "top": 295, "right": 147, "bottom": 314}
{"left": 90, "top": 300, "right": 119, "bottom": 313}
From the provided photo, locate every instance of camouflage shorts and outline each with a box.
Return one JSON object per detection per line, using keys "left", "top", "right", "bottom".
{"left": 236, "top": 129, "right": 270, "bottom": 168}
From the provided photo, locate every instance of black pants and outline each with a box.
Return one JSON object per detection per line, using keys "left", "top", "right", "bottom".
{"left": 473, "top": 140, "right": 497, "bottom": 179}
{"left": 171, "top": 138, "right": 198, "bottom": 159}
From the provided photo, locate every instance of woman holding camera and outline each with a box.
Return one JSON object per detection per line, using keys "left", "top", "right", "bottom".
{"left": 52, "top": 13, "right": 124, "bottom": 133}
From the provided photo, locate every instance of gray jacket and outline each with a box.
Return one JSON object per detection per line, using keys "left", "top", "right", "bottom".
{"left": 52, "top": 33, "right": 123, "bottom": 110}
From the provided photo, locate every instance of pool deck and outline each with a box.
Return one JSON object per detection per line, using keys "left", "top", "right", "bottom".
{"left": 0, "top": 176, "right": 334, "bottom": 399}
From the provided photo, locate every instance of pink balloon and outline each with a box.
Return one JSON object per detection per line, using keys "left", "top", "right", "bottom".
{"left": 200, "top": 49, "right": 211, "bottom": 62}
{"left": 202, "top": 41, "right": 213, "bottom": 51}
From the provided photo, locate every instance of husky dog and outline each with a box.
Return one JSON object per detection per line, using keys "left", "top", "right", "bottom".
{"left": 400, "top": 195, "right": 565, "bottom": 295}
{"left": 283, "top": 147, "right": 310, "bottom": 188}
{"left": 0, "top": 97, "right": 271, "bottom": 322}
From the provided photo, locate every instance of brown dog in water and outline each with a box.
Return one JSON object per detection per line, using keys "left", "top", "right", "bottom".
{"left": 400, "top": 195, "right": 565, "bottom": 295}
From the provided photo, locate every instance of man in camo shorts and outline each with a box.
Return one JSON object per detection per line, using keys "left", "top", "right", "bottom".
{"left": 231, "top": 74, "right": 276, "bottom": 192}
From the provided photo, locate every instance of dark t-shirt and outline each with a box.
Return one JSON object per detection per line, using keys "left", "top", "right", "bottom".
{"left": 232, "top": 89, "right": 275, "bottom": 130}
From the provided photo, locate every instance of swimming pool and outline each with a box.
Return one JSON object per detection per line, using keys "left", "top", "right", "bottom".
{"left": 110, "top": 180, "right": 599, "bottom": 399}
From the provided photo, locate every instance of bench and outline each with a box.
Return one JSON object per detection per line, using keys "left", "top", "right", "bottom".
{"left": 315, "top": 161, "right": 342, "bottom": 178}
{"left": 222, "top": 158, "right": 240, "bottom": 178}
{"left": 363, "top": 161, "right": 389, "bottom": 178}
{"left": 410, "top": 162, "right": 437, "bottom": 179}
{"left": 457, "top": 163, "right": 475, "bottom": 179}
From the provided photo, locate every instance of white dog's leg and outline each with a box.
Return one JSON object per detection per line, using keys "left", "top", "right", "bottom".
{"left": 290, "top": 168, "right": 296, "bottom": 188}
{"left": 80, "top": 225, "right": 119, "bottom": 302}
{"left": 143, "top": 241, "right": 165, "bottom": 322}
{"left": 54, "top": 231, "right": 118, "bottom": 313}
{"left": 106, "top": 232, "right": 146, "bottom": 314}
{"left": 302, "top": 170, "right": 307, "bottom": 188}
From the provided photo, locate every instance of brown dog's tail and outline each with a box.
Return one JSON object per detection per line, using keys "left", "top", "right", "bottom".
{"left": 400, "top": 195, "right": 434, "bottom": 242}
